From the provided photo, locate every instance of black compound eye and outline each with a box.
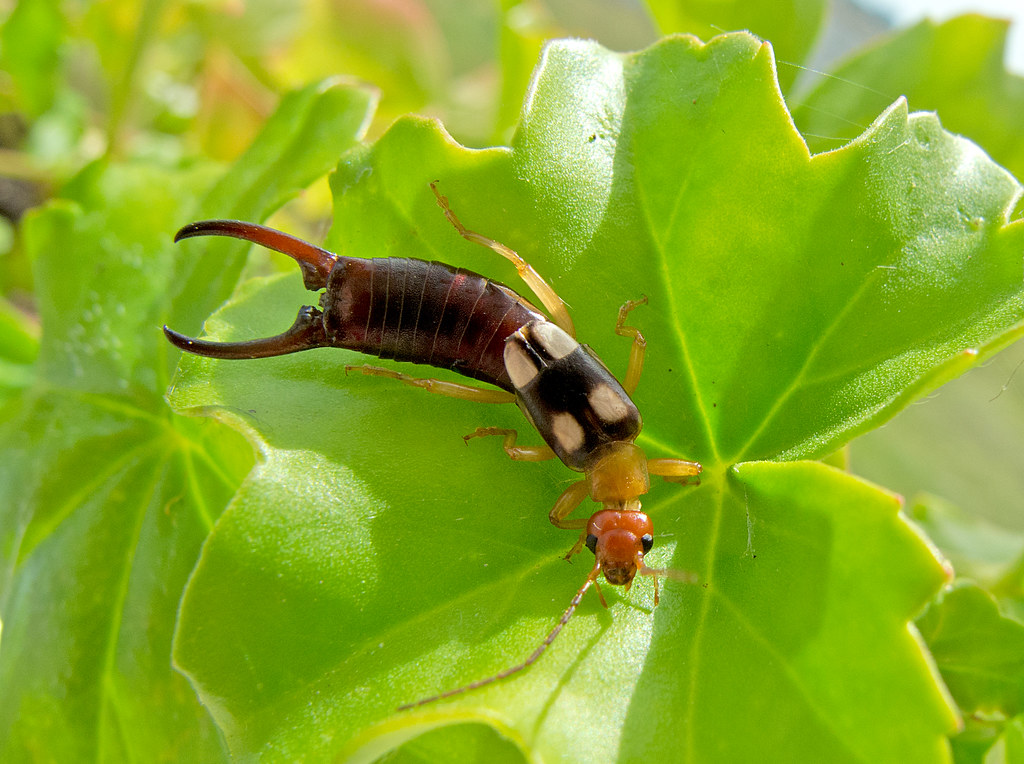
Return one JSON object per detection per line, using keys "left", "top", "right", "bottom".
{"left": 585, "top": 534, "right": 598, "bottom": 554}
{"left": 640, "top": 534, "right": 654, "bottom": 554}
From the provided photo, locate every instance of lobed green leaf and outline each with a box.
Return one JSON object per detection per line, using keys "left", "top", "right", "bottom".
{"left": 791, "top": 12, "right": 1024, "bottom": 542}
{"left": 646, "top": 0, "right": 826, "bottom": 91}
{"left": 792, "top": 14, "right": 1024, "bottom": 183}
{"left": 918, "top": 581, "right": 1024, "bottom": 717}
{"left": 0, "top": 81, "right": 376, "bottom": 762}
{"left": 162, "top": 34, "right": 1024, "bottom": 760}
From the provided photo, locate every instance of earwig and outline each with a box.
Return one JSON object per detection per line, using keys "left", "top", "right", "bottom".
{"left": 164, "top": 183, "right": 703, "bottom": 707}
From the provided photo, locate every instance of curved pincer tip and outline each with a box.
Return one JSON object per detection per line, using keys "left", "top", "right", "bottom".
{"left": 174, "top": 221, "right": 221, "bottom": 243}
{"left": 172, "top": 219, "right": 338, "bottom": 290}
{"left": 163, "top": 325, "right": 197, "bottom": 353}
{"left": 162, "top": 306, "right": 329, "bottom": 360}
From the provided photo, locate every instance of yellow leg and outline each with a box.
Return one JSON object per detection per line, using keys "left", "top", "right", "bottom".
{"left": 548, "top": 479, "right": 590, "bottom": 528}
{"left": 345, "top": 364, "right": 515, "bottom": 404}
{"left": 463, "top": 427, "right": 556, "bottom": 461}
{"left": 616, "top": 296, "right": 648, "bottom": 396}
{"left": 648, "top": 457, "right": 703, "bottom": 484}
{"left": 547, "top": 480, "right": 591, "bottom": 560}
{"left": 431, "top": 182, "right": 576, "bottom": 338}
{"left": 563, "top": 531, "right": 589, "bottom": 562}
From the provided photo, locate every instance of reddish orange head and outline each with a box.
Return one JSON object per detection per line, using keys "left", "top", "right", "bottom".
{"left": 585, "top": 509, "right": 654, "bottom": 586}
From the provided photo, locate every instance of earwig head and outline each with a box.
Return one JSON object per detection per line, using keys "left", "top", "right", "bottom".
{"left": 164, "top": 220, "right": 339, "bottom": 360}
{"left": 584, "top": 508, "right": 698, "bottom": 593}
{"left": 584, "top": 508, "right": 654, "bottom": 586}
{"left": 584, "top": 441, "right": 650, "bottom": 506}
{"left": 581, "top": 442, "right": 657, "bottom": 587}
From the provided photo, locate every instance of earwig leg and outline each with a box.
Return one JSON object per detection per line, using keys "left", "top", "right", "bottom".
{"left": 615, "top": 296, "right": 648, "bottom": 395}
{"left": 563, "top": 531, "right": 589, "bottom": 562}
{"left": 647, "top": 457, "right": 703, "bottom": 484}
{"left": 345, "top": 365, "right": 515, "bottom": 404}
{"left": 464, "top": 427, "right": 556, "bottom": 461}
{"left": 430, "top": 182, "right": 576, "bottom": 338}
{"left": 659, "top": 474, "right": 703, "bottom": 486}
{"left": 548, "top": 480, "right": 590, "bottom": 528}
{"left": 546, "top": 480, "right": 591, "bottom": 560}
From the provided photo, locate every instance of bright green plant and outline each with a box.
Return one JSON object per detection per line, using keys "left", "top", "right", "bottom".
{"left": 1, "top": 3, "right": 1023, "bottom": 763}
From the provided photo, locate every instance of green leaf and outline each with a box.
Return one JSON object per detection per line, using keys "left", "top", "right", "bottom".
{"left": 0, "top": 298, "right": 39, "bottom": 406}
{"left": 949, "top": 712, "right": 1024, "bottom": 764}
{"left": 646, "top": 0, "right": 827, "bottom": 91}
{"left": 0, "top": 82, "right": 376, "bottom": 762}
{"left": 0, "top": 172, "right": 243, "bottom": 764}
{"left": 917, "top": 580, "right": 1024, "bottom": 763}
{"left": 902, "top": 494, "right": 1024, "bottom": 759}
{"left": 0, "top": 0, "right": 63, "bottom": 116}
{"left": 379, "top": 721, "right": 526, "bottom": 764}
{"left": 159, "top": 34, "right": 1023, "bottom": 759}
{"left": 792, "top": 15, "right": 1024, "bottom": 183}
{"left": 853, "top": 341, "right": 1024, "bottom": 534}
{"left": 918, "top": 581, "right": 1024, "bottom": 717}
{"left": 909, "top": 494, "right": 1024, "bottom": 590}
{"left": 1004, "top": 716, "right": 1024, "bottom": 762}
{"left": 948, "top": 715, "right": 1018, "bottom": 764}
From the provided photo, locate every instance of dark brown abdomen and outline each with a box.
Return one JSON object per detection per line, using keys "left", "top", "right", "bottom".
{"left": 322, "top": 257, "right": 545, "bottom": 392}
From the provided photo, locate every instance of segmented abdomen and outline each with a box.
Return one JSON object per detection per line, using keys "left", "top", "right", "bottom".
{"left": 321, "top": 257, "right": 545, "bottom": 391}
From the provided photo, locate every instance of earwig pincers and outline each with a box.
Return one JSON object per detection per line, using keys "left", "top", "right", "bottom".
{"left": 165, "top": 183, "right": 702, "bottom": 708}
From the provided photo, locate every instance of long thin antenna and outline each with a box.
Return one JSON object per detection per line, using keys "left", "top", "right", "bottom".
{"left": 638, "top": 563, "right": 697, "bottom": 606}
{"left": 398, "top": 565, "right": 601, "bottom": 711}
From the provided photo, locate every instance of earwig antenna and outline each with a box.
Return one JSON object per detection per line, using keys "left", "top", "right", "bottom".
{"left": 640, "top": 565, "right": 697, "bottom": 584}
{"left": 398, "top": 563, "right": 603, "bottom": 711}
{"left": 637, "top": 562, "right": 698, "bottom": 606}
